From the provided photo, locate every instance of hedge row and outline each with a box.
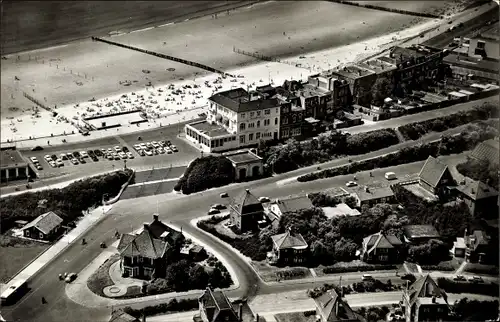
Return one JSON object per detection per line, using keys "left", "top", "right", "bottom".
{"left": 323, "top": 264, "right": 397, "bottom": 274}
{"left": 123, "top": 298, "right": 198, "bottom": 318}
{"left": 398, "top": 103, "right": 498, "bottom": 141}
{"left": 420, "top": 262, "right": 455, "bottom": 272}
{"left": 464, "top": 265, "right": 499, "bottom": 276}
{"left": 276, "top": 268, "right": 307, "bottom": 280}
{"left": 298, "top": 130, "right": 492, "bottom": 182}
{"left": 437, "top": 278, "right": 499, "bottom": 297}
{"left": 0, "top": 169, "right": 133, "bottom": 233}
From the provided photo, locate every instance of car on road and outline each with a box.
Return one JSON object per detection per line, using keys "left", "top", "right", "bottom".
{"left": 346, "top": 181, "right": 357, "bottom": 187}
{"left": 211, "top": 204, "right": 226, "bottom": 210}
{"left": 469, "top": 276, "right": 484, "bottom": 283}
{"left": 362, "top": 274, "right": 374, "bottom": 281}
{"left": 31, "top": 146, "right": 43, "bottom": 151}
{"left": 258, "top": 196, "right": 271, "bottom": 203}
{"left": 170, "top": 145, "right": 178, "bottom": 152}
{"left": 208, "top": 208, "right": 220, "bottom": 215}
{"left": 453, "top": 275, "right": 466, "bottom": 281}
{"left": 385, "top": 172, "right": 397, "bottom": 180}
{"left": 220, "top": 192, "right": 229, "bottom": 198}
{"left": 65, "top": 273, "right": 77, "bottom": 283}
{"left": 71, "top": 159, "right": 79, "bottom": 165}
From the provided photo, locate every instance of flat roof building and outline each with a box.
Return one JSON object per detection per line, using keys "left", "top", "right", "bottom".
{"left": 0, "top": 148, "right": 31, "bottom": 182}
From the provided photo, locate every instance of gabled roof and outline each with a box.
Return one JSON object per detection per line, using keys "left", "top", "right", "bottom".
{"left": 109, "top": 309, "right": 139, "bottom": 322}
{"left": 403, "top": 225, "right": 440, "bottom": 239}
{"left": 275, "top": 195, "right": 313, "bottom": 214}
{"left": 271, "top": 230, "right": 308, "bottom": 250}
{"left": 199, "top": 287, "right": 238, "bottom": 322}
{"left": 117, "top": 234, "right": 135, "bottom": 253}
{"left": 406, "top": 274, "right": 448, "bottom": 307}
{"left": 470, "top": 139, "right": 499, "bottom": 165}
{"left": 148, "top": 215, "right": 183, "bottom": 241}
{"left": 363, "top": 231, "right": 402, "bottom": 254}
{"left": 418, "top": 156, "right": 449, "bottom": 188}
{"left": 208, "top": 88, "right": 280, "bottom": 113}
{"left": 456, "top": 178, "right": 498, "bottom": 201}
{"left": 119, "top": 228, "right": 168, "bottom": 259}
{"left": 232, "top": 189, "right": 263, "bottom": 215}
{"left": 315, "top": 289, "right": 361, "bottom": 321}
{"left": 21, "top": 211, "right": 63, "bottom": 235}
{"left": 466, "top": 230, "right": 490, "bottom": 251}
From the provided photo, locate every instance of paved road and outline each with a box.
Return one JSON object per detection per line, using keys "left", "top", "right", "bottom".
{"left": 2, "top": 147, "right": 469, "bottom": 321}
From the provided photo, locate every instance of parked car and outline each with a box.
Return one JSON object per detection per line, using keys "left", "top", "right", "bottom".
{"left": 166, "top": 140, "right": 171, "bottom": 146}
{"left": 44, "top": 154, "right": 51, "bottom": 160}
{"left": 71, "top": 158, "right": 79, "bottom": 165}
{"left": 220, "top": 192, "right": 229, "bottom": 198}
{"left": 362, "top": 274, "right": 374, "bottom": 281}
{"left": 138, "top": 150, "right": 146, "bottom": 157}
{"left": 79, "top": 158, "right": 86, "bottom": 164}
{"left": 164, "top": 147, "right": 173, "bottom": 154}
{"left": 49, "top": 161, "right": 57, "bottom": 168}
{"left": 157, "top": 147, "right": 165, "bottom": 154}
{"left": 127, "top": 152, "right": 134, "bottom": 159}
{"left": 59, "top": 153, "right": 68, "bottom": 160}
{"left": 56, "top": 159, "right": 64, "bottom": 167}
{"left": 73, "top": 151, "right": 81, "bottom": 158}
{"left": 453, "top": 275, "right": 466, "bottom": 281}
{"left": 35, "top": 164, "right": 43, "bottom": 170}
{"left": 30, "top": 157, "right": 39, "bottom": 163}
{"left": 65, "top": 273, "right": 77, "bottom": 283}
{"left": 385, "top": 172, "right": 397, "bottom": 180}
{"left": 258, "top": 196, "right": 271, "bottom": 203}
{"left": 107, "top": 154, "right": 114, "bottom": 160}
{"left": 170, "top": 145, "right": 178, "bottom": 152}
{"left": 145, "top": 150, "right": 153, "bottom": 156}
{"left": 211, "top": 204, "right": 226, "bottom": 210}
{"left": 469, "top": 276, "right": 484, "bottom": 283}
{"left": 346, "top": 181, "right": 358, "bottom": 187}
{"left": 208, "top": 208, "right": 220, "bottom": 215}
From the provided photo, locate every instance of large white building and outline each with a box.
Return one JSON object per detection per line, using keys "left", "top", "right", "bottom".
{"left": 185, "top": 88, "right": 281, "bottom": 152}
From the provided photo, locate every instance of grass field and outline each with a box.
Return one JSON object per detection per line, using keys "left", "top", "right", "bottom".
{"left": 0, "top": 235, "right": 49, "bottom": 283}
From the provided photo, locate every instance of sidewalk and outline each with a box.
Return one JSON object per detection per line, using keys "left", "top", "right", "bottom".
{"left": 1, "top": 205, "right": 114, "bottom": 297}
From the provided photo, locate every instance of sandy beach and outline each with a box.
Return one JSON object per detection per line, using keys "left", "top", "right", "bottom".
{"left": 0, "top": 0, "right": 472, "bottom": 144}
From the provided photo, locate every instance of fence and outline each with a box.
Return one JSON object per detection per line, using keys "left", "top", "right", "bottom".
{"left": 92, "top": 37, "right": 235, "bottom": 77}
{"left": 232, "top": 46, "right": 312, "bottom": 71}
{"left": 328, "top": 0, "right": 440, "bottom": 19}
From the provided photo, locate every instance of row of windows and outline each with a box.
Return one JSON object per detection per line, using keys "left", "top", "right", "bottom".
{"left": 281, "top": 127, "right": 301, "bottom": 138}
{"left": 210, "top": 136, "right": 236, "bottom": 148}
{"left": 241, "top": 108, "right": 278, "bottom": 118}
{"left": 239, "top": 132, "right": 273, "bottom": 144}
{"left": 240, "top": 118, "right": 277, "bottom": 130}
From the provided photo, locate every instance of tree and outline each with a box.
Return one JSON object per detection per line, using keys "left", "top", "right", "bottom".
{"left": 371, "top": 77, "right": 394, "bottom": 106}
{"left": 408, "top": 239, "right": 449, "bottom": 264}
{"left": 166, "top": 260, "right": 191, "bottom": 291}
{"left": 189, "top": 264, "right": 209, "bottom": 289}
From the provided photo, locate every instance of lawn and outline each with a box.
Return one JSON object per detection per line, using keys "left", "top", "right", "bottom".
{"left": 0, "top": 234, "right": 49, "bottom": 283}
{"left": 275, "top": 312, "right": 317, "bottom": 322}
{"left": 87, "top": 254, "right": 120, "bottom": 297}
{"left": 251, "top": 261, "right": 311, "bottom": 282}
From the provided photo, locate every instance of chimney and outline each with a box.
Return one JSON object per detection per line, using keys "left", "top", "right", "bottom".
{"left": 239, "top": 303, "right": 243, "bottom": 321}
{"left": 143, "top": 223, "right": 149, "bottom": 230}
{"left": 471, "top": 188, "right": 475, "bottom": 194}
{"left": 365, "top": 187, "right": 370, "bottom": 193}
{"left": 153, "top": 214, "right": 159, "bottom": 222}
{"left": 255, "top": 314, "right": 260, "bottom": 322}
{"left": 358, "top": 70, "right": 362, "bottom": 76}
{"left": 432, "top": 296, "right": 436, "bottom": 304}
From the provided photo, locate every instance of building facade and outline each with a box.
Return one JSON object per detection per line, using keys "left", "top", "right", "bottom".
{"left": 229, "top": 189, "right": 265, "bottom": 233}
{"left": 21, "top": 211, "right": 64, "bottom": 242}
{"left": 1, "top": 148, "right": 31, "bottom": 183}
{"left": 418, "top": 156, "right": 456, "bottom": 198}
{"left": 225, "top": 150, "right": 263, "bottom": 181}
{"left": 268, "top": 228, "right": 309, "bottom": 266}
{"left": 402, "top": 275, "right": 450, "bottom": 322}
{"left": 360, "top": 232, "right": 402, "bottom": 263}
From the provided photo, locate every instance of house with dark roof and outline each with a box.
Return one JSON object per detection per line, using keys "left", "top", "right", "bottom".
{"left": 352, "top": 186, "right": 395, "bottom": 208}
{"left": 402, "top": 274, "right": 450, "bottom": 322}
{"left": 21, "top": 211, "right": 63, "bottom": 241}
{"left": 193, "top": 286, "right": 255, "bottom": 322}
{"left": 266, "top": 195, "right": 314, "bottom": 228}
{"left": 229, "top": 189, "right": 265, "bottom": 233}
{"left": 418, "top": 156, "right": 455, "bottom": 198}
{"left": 117, "top": 215, "right": 182, "bottom": 280}
{"left": 403, "top": 225, "right": 441, "bottom": 245}
{"left": 267, "top": 228, "right": 309, "bottom": 266}
{"left": 360, "top": 231, "right": 403, "bottom": 263}
{"left": 464, "top": 229, "right": 492, "bottom": 263}
{"left": 455, "top": 177, "right": 498, "bottom": 216}
{"left": 108, "top": 309, "right": 140, "bottom": 322}
{"left": 314, "top": 289, "right": 365, "bottom": 322}
{"left": 470, "top": 139, "right": 499, "bottom": 165}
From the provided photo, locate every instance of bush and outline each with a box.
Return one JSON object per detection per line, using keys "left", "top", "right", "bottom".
{"left": 323, "top": 264, "right": 397, "bottom": 274}
{"left": 453, "top": 298, "right": 499, "bottom": 321}
{"left": 437, "top": 278, "right": 499, "bottom": 297}
{"left": 308, "top": 192, "right": 341, "bottom": 207}
{"left": 456, "top": 158, "right": 499, "bottom": 198}
{"left": 298, "top": 125, "right": 497, "bottom": 182}
{"left": 123, "top": 298, "right": 198, "bottom": 318}
{"left": 276, "top": 268, "right": 307, "bottom": 280}
{"left": 398, "top": 103, "right": 498, "bottom": 140}
{"left": 0, "top": 169, "right": 132, "bottom": 233}
{"left": 174, "top": 156, "right": 235, "bottom": 194}
{"left": 420, "top": 262, "right": 455, "bottom": 271}
{"left": 464, "top": 264, "right": 499, "bottom": 275}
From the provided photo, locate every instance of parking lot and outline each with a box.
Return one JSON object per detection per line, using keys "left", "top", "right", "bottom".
{"left": 21, "top": 134, "right": 199, "bottom": 179}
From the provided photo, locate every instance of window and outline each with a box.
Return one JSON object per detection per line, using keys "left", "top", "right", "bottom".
{"left": 224, "top": 137, "right": 228, "bottom": 142}
{"left": 233, "top": 136, "right": 236, "bottom": 141}
{"left": 282, "top": 129, "right": 289, "bottom": 138}
{"left": 249, "top": 122, "right": 255, "bottom": 128}
{"left": 257, "top": 120, "right": 261, "bottom": 128}
{"left": 292, "top": 115, "right": 296, "bottom": 123}
{"left": 264, "top": 119, "right": 270, "bottom": 126}
{"left": 265, "top": 109, "right": 270, "bottom": 115}
{"left": 256, "top": 132, "right": 261, "bottom": 140}
{"left": 39, "top": 232, "right": 44, "bottom": 239}
{"left": 240, "top": 123, "right": 246, "bottom": 131}
{"left": 257, "top": 111, "right": 261, "bottom": 116}
{"left": 274, "top": 117, "right": 278, "bottom": 125}
{"left": 250, "top": 112, "right": 254, "bottom": 117}
{"left": 241, "top": 113, "right": 246, "bottom": 118}
{"left": 26, "top": 230, "right": 30, "bottom": 237}
{"left": 477, "top": 41, "right": 485, "bottom": 49}
{"left": 239, "top": 135, "right": 245, "bottom": 144}
{"left": 283, "top": 117, "right": 288, "bottom": 125}
{"left": 139, "top": 257, "right": 143, "bottom": 263}
{"left": 276, "top": 108, "right": 279, "bottom": 113}
{"left": 249, "top": 133, "right": 254, "bottom": 141}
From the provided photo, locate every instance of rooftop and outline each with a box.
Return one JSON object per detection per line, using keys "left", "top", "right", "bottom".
{"left": 470, "top": 138, "right": 499, "bottom": 165}
{"left": 456, "top": 178, "right": 498, "bottom": 201}
{"left": 322, "top": 203, "right": 361, "bottom": 219}
{"left": 403, "top": 225, "right": 440, "bottom": 239}
{"left": 0, "top": 148, "right": 27, "bottom": 169}
{"left": 355, "top": 186, "right": 395, "bottom": 202}
{"left": 356, "top": 59, "right": 397, "bottom": 74}
{"left": 444, "top": 54, "right": 500, "bottom": 73}
{"left": 389, "top": 45, "right": 441, "bottom": 64}
{"left": 274, "top": 195, "right": 314, "bottom": 214}
{"left": 418, "top": 156, "right": 449, "bottom": 188}
{"left": 209, "top": 87, "right": 280, "bottom": 113}
{"left": 225, "top": 150, "right": 262, "bottom": 164}
{"left": 21, "top": 211, "right": 63, "bottom": 235}
{"left": 333, "top": 65, "right": 375, "bottom": 80}
{"left": 271, "top": 229, "right": 308, "bottom": 250}
{"left": 189, "top": 121, "right": 231, "bottom": 138}
{"left": 479, "top": 22, "right": 500, "bottom": 41}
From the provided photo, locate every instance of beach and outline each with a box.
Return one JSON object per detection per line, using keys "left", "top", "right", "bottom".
{"left": 0, "top": 1, "right": 466, "bottom": 144}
